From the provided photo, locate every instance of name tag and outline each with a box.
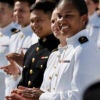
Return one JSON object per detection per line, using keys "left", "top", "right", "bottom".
{"left": 59, "top": 60, "right": 70, "bottom": 63}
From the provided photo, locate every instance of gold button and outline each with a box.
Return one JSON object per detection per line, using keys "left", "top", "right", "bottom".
{"left": 29, "top": 69, "right": 33, "bottom": 74}
{"left": 40, "top": 65, "right": 43, "bottom": 69}
{"left": 55, "top": 74, "right": 58, "bottom": 77}
{"left": 32, "top": 58, "right": 35, "bottom": 63}
{"left": 42, "top": 38, "right": 47, "bottom": 42}
{"left": 36, "top": 47, "right": 39, "bottom": 52}
{"left": 47, "top": 88, "right": 50, "bottom": 91}
{"left": 54, "top": 66, "right": 56, "bottom": 69}
{"left": 23, "top": 66, "right": 26, "bottom": 68}
{"left": 49, "top": 76, "right": 52, "bottom": 80}
{"left": 20, "top": 34, "right": 24, "bottom": 38}
{"left": 0, "top": 32, "right": 3, "bottom": 37}
{"left": 28, "top": 81, "right": 31, "bottom": 86}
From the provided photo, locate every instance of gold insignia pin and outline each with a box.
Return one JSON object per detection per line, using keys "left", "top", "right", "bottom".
{"left": 78, "top": 36, "right": 88, "bottom": 44}
{"left": 42, "top": 38, "right": 47, "bottom": 42}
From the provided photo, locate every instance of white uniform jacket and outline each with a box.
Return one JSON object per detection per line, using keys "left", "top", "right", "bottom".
{"left": 0, "top": 22, "right": 19, "bottom": 66}
{"left": 9, "top": 25, "right": 38, "bottom": 54}
{"left": 0, "top": 70, "right": 5, "bottom": 100}
{"left": 86, "top": 12, "right": 100, "bottom": 46}
{"left": 0, "top": 22, "right": 20, "bottom": 96}
{"left": 40, "top": 29, "right": 100, "bottom": 100}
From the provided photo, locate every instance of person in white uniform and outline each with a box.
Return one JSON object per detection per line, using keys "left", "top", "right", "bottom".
{"left": 0, "top": 0, "right": 21, "bottom": 97}
{"left": 6, "top": 0, "right": 100, "bottom": 100}
{"left": 85, "top": 0, "right": 100, "bottom": 46}
{"left": 9, "top": 0, "right": 38, "bottom": 54}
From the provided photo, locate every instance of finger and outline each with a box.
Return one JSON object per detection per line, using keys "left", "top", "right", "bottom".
{"left": 6, "top": 96, "right": 12, "bottom": 100}
{"left": 18, "top": 86, "right": 26, "bottom": 90}
{"left": 3, "top": 68, "right": 9, "bottom": 73}
{"left": 21, "top": 50, "right": 24, "bottom": 55}
{"left": 11, "top": 93, "right": 26, "bottom": 100}
{"left": 22, "top": 93, "right": 34, "bottom": 98}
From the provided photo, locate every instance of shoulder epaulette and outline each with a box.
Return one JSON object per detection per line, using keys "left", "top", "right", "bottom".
{"left": 78, "top": 36, "right": 88, "bottom": 44}
{"left": 11, "top": 28, "right": 20, "bottom": 34}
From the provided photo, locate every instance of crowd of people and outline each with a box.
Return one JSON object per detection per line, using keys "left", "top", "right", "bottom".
{"left": 0, "top": 0, "right": 100, "bottom": 100}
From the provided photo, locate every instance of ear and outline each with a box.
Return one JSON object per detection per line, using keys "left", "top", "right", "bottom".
{"left": 81, "top": 14, "right": 88, "bottom": 27}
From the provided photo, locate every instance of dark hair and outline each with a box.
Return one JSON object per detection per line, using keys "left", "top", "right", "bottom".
{"left": 83, "top": 82, "right": 100, "bottom": 100}
{"left": 36, "top": 0, "right": 60, "bottom": 5}
{"left": 30, "top": 1, "right": 56, "bottom": 16}
{"left": 92, "top": 0, "right": 99, "bottom": 10}
{"left": 57, "top": 0, "right": 88, "bottom": 26}
{"left": 14, "top": 0, "right": 36, "bottom": 7}
{"left": 58, "top": 0, "right": 88, "bottom": 16}
{"left": 92, "top": 0, "right": 99, "bottom": 3}
{"left": 0, "top": 0, "right": 14, "bottom": 8}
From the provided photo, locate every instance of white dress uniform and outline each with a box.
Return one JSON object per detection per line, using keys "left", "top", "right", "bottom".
{"left": 0, "top": 70, "right": 5, "bottom": 100}
{"left": 40, "top": 29, "right": 100, "bottom": 100}
{"left": 0, "top": 22, "right": 20, "bottom": 97}
{"left": 9, "top": 25, "right": 38, "bottom": 54}
{"left": 0, "top": 22, "right": 19, "bottom": 66}
{"left": 86, "top": 12, "right": 100, "bottom": 46}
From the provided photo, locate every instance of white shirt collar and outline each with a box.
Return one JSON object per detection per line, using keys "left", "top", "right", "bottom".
{"left": 0, "top": 22, "right": 17, "bottom": 35}
{"left": 21, "top": 25, "right": 33, "bottom": 36}
{"left": 66, "top": 29, "right": 89, "bottom": 47}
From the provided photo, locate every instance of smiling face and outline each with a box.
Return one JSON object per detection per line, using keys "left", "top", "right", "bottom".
{"left": 30, "top": 10, "right": 51, "bottom": 38}
{"left": 51, "top": 8, "right": 61, "bottom": 39}
{"left": 51, "top": 8, "right": 67, "bottom": 46}
{"left": 0, "top": 2, "right": 13, "bottom": 28}
{"left": 13, "top": 1, "right": 30, "bottom": 27}
{"left": 85, "top": 0, "right": 99, "bottom": 16}
{"left": 55, "top": 1, "right": 88, "bottom": 38}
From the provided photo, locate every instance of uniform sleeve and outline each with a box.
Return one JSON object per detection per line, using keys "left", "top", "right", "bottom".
{"left": 39, "top": 90, "right": 80, "bottom": 100}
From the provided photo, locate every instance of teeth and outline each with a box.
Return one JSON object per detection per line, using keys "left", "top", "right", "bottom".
{"left": 60, "top": 26, "right": 69, "bottom": 35}
{"left": 61, "top": 26, "right": 69, "bottom": 30}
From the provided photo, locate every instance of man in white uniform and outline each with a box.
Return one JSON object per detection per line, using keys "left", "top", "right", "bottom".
{"left": 10, "top": 0, "right": 38, "bottom": 54}
{"left": 85, "top": 0, "right": 100, "bottom": 46}
{"left": 0, "top": 0, "right": 21, "bottom": 97}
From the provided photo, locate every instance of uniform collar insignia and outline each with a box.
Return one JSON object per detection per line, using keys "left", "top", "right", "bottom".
{"left": 78, "top": 36, "right": 88, "bottom": 44}
{"left": 11, "top": 28, "right": 20, "bottom": 34}
{"left": 42, "top": 38, "right": 47, "bottom": 42}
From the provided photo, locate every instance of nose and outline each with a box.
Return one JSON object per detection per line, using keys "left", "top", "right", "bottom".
{"left": 31, "top": 21, "right": 39, "bottom": 30}
{"left": 56, "top": 17, "right": 64, "bottom": 29}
